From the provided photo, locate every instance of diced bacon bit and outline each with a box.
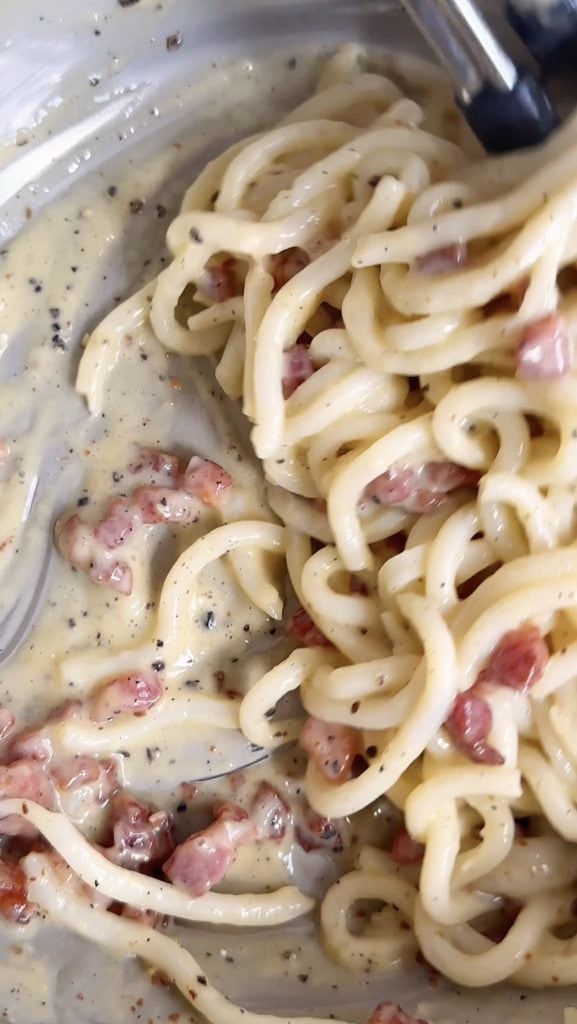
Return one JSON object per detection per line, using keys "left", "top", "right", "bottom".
{"left": 94, "top": 499, "right": 141, "bottom": 548}
{"left": 58, "top": 449, "right": 233, "bottom": 594}
{"left": 286, "top": 608, "right": 332, "bottom": 648}
{"left": 444, "top": 691, "right": 504, "bottom": 766}
{"left": 368, "top": 1002, "right": 429, "bottom": 1024}
{"left": 299, "top": 717, "right": 363, "bottom": 783}
{"left": 10, "top": 702, "right": 82, "bottom": 763}
{"left": 163, "top": 802, "right": 257, "bottom": 897}
{"left": 103, "top": 793, "right": 175, "bottom": 871}
{"left": 50, "top": 756, "right": 119, "bottom": 805}
{"left": 516, "top": 313, "right": 572, "bottom": 379}
{"left": 128, "top": 446, "right": 181, "bottom": 480}
{"left": 484, "top": 625, "right": 548, "bottom": 692}
{"left": 425, "top": 461, "right": 481, "bottom": 492}
{"left": 90, "top": 672, "right": 163, "bottom": 722}
{"left": 250, "top": 782, "right": 291, "bottom": 841}
{"left": 282, "top": 344, "right": 314, "bottom": 399}
{"left": 414, "top": 243, "right": 467, "bottom": 275}
{"left": 199, "top": 257, "right": 242, "bottom": 302}
{"left": 57, "top": 515, "right": 134, "bottom": 596}
{"left": 132, "top": 485, "right": 199, "bottom": 525}
{"left": 182, "top": 456, "right": 232, "bottom": 507}
{"left": 364, "top": 466, "right": 421, "bottom": 508}
{"left": 363, "top": 461, "right": 480, "bottom": 514}
{"left": 391, "top": 828, "right": 425, "bottom": 866}
{"left": 89, "top": 559, "right": 133, "bottom": 595}
{"left": 0, "top": 760, "right": 55, "bottom": 808}
{"left": 0, "top": 860, "right": 36, "bottom": 925}
{"left": 0, "top": 815, "right": 38, "bottom": 840}
{"left": 269, "top": 247, "right": 310, "bottom": 292}
{"left": 0, "top": 709, "right": 15, "bottom": 743}
{"left": 5, "top": 728, "right": 49, "bottom": 767}
{"left": 295, "top": 811, "right": 343, "bottom": 853}
{"left": 57, "top": 514, "right": 94, "bottom": 566}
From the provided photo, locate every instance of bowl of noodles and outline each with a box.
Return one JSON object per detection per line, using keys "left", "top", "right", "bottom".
{"left": 1, "top": 1, "right": 577, "bottom": 1022}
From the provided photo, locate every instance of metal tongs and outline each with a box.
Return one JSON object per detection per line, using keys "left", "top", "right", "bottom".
{"left": 400, "top": 0, "right": 559, "bottom": 151}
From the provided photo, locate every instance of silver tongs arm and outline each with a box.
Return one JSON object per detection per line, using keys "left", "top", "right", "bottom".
{"left": 400, "top": 0, "right": 558, "bottom": 150}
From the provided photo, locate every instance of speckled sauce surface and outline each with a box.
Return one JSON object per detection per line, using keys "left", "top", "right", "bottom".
{"left": 0, "top": 1, "right": 575, "bottom": 1021}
